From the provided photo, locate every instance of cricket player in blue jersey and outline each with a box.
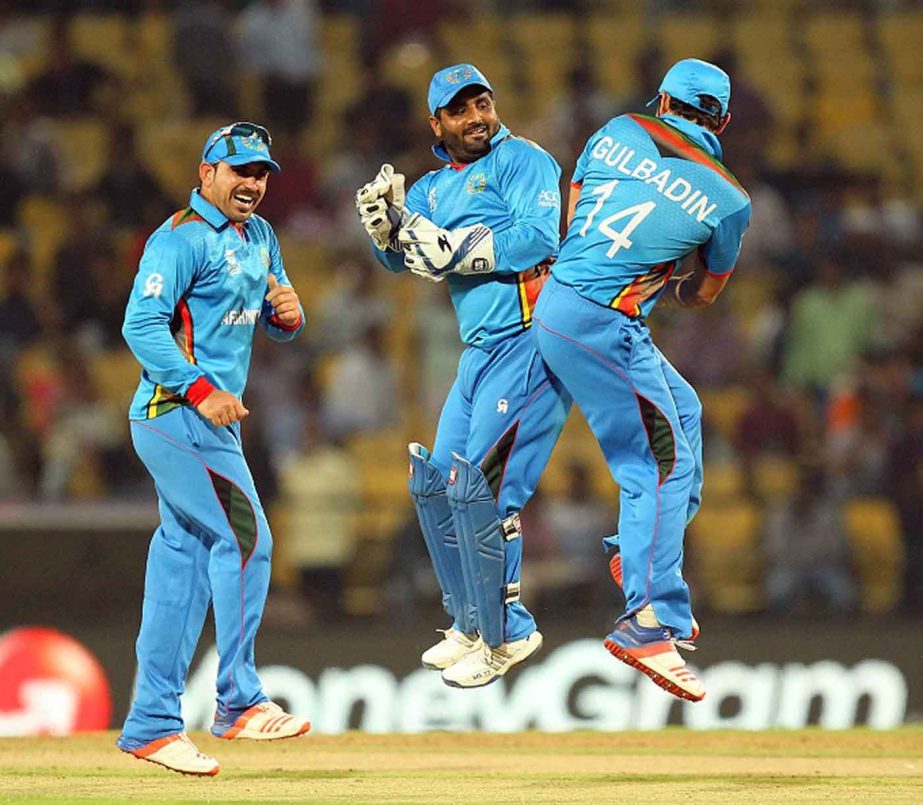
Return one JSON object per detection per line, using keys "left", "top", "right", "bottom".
{"left": 116, "top": 122, "right": 310, "bottom": 776}
{"left": 355, "top": 64, "right": 571, "bottom": 688}
{"left": 534, "top": 59, "right": 751, "bottom": 702}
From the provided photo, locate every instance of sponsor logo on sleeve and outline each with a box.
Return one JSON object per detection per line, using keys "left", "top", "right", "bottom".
{"left": 537, "top": 189, "right": 560, "bottom": 208}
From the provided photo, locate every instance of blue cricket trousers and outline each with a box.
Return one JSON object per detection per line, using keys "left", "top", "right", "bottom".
{"left": 431, "top": 327, "right": 571, "bottom": 641}
{"left": 118, "top": 406, "right": 270, "bottom": 748}
{"left": 534, "top": 276, "right": 701, "bottom": 638}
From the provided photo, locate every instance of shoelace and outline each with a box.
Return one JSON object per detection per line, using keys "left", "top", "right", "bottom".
{"left": 434, "top": 627, "right": 476, "bottom": 646}
{"left": 178, "top": 733, "right": 212, "bottom": 760}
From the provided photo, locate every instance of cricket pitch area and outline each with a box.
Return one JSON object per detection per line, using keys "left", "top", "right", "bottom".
{"left": 2, "top": 730, "right": 921, "bottom": 804}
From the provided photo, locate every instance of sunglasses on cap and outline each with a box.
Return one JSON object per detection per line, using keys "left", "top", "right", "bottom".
{"left": 203, "top": 122, "right": 272, "bottom": 162}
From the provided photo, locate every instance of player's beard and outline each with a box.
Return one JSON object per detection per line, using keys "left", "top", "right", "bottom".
{"left": 445, "top": 121, "right": 498, "bottom": 163}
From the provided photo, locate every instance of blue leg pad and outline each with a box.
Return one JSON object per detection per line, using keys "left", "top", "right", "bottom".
{"left": 446, "top": 453, "right": 521, "bottom": 648}
{"left": 408, "top": 443, "right": 475, "bottom": 635}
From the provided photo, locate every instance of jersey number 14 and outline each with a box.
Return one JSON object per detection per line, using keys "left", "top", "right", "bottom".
{"left": 578, "top": 179, "right": 655, "bottom": 257}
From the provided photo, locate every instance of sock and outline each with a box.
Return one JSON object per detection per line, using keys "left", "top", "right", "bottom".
{"left": 636, "top": 605, "right": 659, "bottom": 628}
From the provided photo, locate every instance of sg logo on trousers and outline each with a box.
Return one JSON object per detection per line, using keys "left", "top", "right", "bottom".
{"left": 497, "top": 399, "right": 509, "bottom": 414}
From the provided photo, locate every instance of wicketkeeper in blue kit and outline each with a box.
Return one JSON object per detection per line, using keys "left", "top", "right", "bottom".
{"left": 117, "top": 122, "right": 310, "bottom": 776}
{"left": 356, "top": 64, "right": 571, "bottom": 688}
{"left": 535, "top": 59, "right": 751, "bottom": 702}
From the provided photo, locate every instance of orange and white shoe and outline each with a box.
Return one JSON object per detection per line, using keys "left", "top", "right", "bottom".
{"left": 604, "top": 616, "right": 705, "bottom": 702}
{"left": 119, "top": 732, "right": 220, "bottom": 776}
{"left": 211, "top": 701, "right": 311, "bottom": 741}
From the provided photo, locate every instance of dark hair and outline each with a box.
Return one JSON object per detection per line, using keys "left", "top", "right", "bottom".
{"left": 667, "top": 95, "right": 723, "bottom": 132}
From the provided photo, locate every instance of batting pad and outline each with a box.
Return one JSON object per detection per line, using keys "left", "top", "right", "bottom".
{"left": 446, "top": 454, "right": 521, "bottom": 648}
{"left": 408, "top": 444, "right": 476, "bottom": 635}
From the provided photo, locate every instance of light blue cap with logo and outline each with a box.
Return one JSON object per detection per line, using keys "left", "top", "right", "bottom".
{"left": 649, "top": 58, "right": 730, "bottom": 117}
{"left": 428, "top": 63, "right": 493, "bottom": 115}
{"left": 201, "top": 122, "right": 281, "bottom": 172}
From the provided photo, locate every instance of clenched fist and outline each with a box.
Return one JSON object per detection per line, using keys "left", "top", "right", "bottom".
{"left": 197, "top": 389, "right": 250, "bottom": 427}
{"left": 266, "top": 273, "right": 301, "bottom": 327}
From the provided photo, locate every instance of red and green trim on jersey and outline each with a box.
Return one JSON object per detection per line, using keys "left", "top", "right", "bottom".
{"left": 172, "top": 299, "right": 197, "bottom": 364}
{"left": 171, "top": 207, "right": 206, "bottom": 230}
{"left": 610, "top": 260, "right": 676, "bottom": 317}
{"left": 144, "top": 298, "right": 210, "bottom": 419}
{"left": 627, "top": 114, "right": 748, "bottom": 198}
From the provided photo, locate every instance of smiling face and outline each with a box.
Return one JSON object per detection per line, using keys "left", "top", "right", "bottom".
{"left": 199, "top": 161, "right": 270, "bottom": 222}
{"left": 430, "top": 86, "right": 500, "bottom": 164}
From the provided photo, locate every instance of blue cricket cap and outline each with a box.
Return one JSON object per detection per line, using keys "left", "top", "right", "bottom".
{"left": 428, "top": 63, "right": 493, "bottom": 115}
{"left": 649, "top": 58, "right": 730, "bottom": 117}
{"left": 201, "top": 122, "right": 281, "bottom": 172}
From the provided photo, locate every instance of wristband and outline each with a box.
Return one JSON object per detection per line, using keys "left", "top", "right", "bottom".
{"left": 186, "top": 376, "right": 216, "bottom": 406}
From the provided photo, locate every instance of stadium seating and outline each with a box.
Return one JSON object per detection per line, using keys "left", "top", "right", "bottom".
{"left": 843, "top": 497, "right": 904, "bottom": 613}
{"left": 4, "top": 5, "right": 920, "bottom": 621}
{"left": 67, "top": 12, "right": 134, "bottom": 80}
{"left": 87, "top": 349, "right": 141, "bottom": 413}
{"left": 342, "top": 430, "right": 412, "bottom": 615}
{"left": 698, "top": 386, "right": 750, "bottom": 443}
{"left": 16, "top": 197, "right": 69, "bottom": 297}
{"left": 658, "top": 14, "right": 723, "bottom": 68}
{"left": 751, "top": 455, "right": 799, "bottom": 503}
{"left": 702, "top": 460, "right": 745, "bottom": 501}
{"left": 538, "top": 411, "right": 617, "bottom": 504}
{"left": 687, "top": 500, "right": 763, "bottom": 612}
{"left": 584, "top": 9, "right": 646, "bottom": 102}
{"left": 45, "top": 117, "right": 111, "bottom": 192}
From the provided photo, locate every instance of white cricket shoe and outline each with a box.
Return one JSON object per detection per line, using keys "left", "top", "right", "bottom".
{"left": 121, "top": 732, "right": 220, "bottom": 777}
{"left": 441, "top": 631, "right": 543, "bottom": 688}
{"left": 421, "top": 628, "right": 483, "bottom": 670}
{"left": 211, "top": 701, "right": 311, "bottom": 741}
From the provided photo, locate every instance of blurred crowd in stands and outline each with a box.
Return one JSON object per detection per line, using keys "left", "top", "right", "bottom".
{"left": 1, "top": 0, "right": 922, "bottom": 624}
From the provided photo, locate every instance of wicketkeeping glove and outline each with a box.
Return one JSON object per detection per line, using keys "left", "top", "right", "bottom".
{"left": 398, "top": 212, "right": 495, "bottom": 282}
{"left": 355, "top": 164, "right": 406, "bottom": 252}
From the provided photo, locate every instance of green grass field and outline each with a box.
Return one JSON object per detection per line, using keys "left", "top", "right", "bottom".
{"left": 1, "top": 730, "right": 921, "bottom": 804}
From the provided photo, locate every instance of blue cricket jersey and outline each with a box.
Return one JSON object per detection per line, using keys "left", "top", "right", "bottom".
{"left": 375, "top": 124, "right": 562, "bottom": 348}
{"left": 123, "top": 190, "right": 305, "bottom": 420}
{"left": 554, "top": 113, "right": 750, "bottom": 317}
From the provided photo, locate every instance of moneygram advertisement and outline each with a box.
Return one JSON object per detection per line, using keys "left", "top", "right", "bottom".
{"left": 0, "top": 621, "right": 916, "bottom": 735}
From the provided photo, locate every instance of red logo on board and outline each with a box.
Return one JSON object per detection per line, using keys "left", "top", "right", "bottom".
{"left": 0, "top": 627, "right": 112, "bottom": 735}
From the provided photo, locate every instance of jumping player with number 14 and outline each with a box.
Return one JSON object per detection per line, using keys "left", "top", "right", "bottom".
{"left": 534, "top": 59, "right": 751, "bottom": 702}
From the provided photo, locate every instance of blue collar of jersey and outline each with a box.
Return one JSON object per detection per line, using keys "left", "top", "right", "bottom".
{"left": 658, "top": 114, "right": 723, "bottom": 161}
{"left": 189, "top": 189, "right": 234, "bottom": 230}
{"left": 432, "top": 123, "right": 511, "bottom": 164}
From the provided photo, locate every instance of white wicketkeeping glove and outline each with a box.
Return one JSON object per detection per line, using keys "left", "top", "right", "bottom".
{"left": 398, "top": 212, "right": 495, "bottom": 282}
{"left": 355, "top": 164, "right": 406, "bottom": 251}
